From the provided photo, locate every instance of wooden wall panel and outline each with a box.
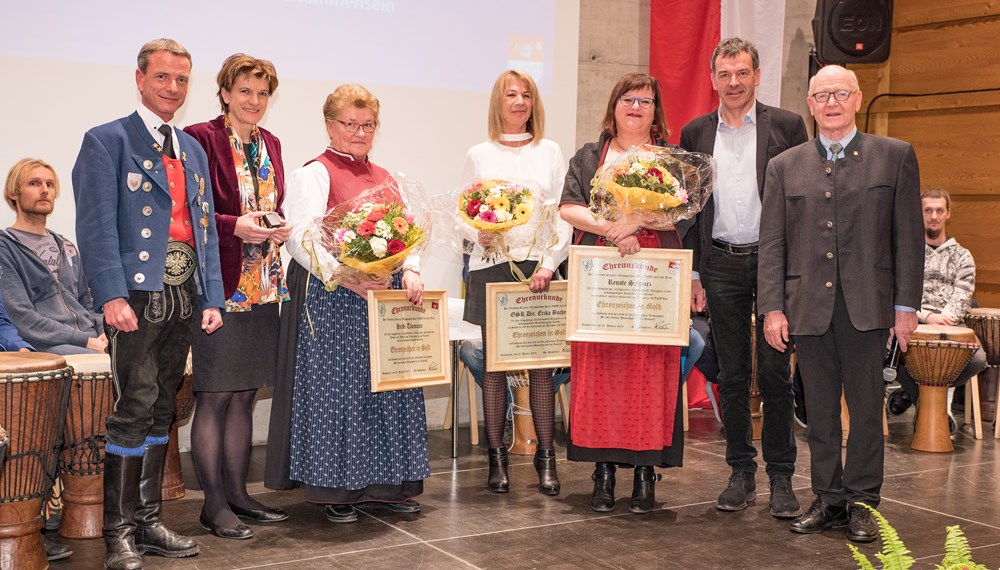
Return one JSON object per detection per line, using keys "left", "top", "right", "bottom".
{"left": 894, "top": 0, "right": 1000, "bottom": 28}
{"left": 846, "top": 3, "right": 1000, "bottom": 308}
{"left": 888, "top": 109, "right": 1000, "bottom": 195}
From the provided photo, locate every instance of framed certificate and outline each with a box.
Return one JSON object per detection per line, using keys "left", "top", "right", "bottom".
{"left": 367, "top": 290, "right": 451, "bottom": 392}
{"left": 566, "top": 245, "right": 692, "bottom": 346}
{"left": 485, "top": 281, "right": 571, "bottom": 372}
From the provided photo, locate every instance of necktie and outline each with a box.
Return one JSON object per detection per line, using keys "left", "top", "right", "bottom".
{"left": 829, "top": 142, "right": 843, "bottom": 162}
{"left": 158, "top": 124, "right": 176, "bottom": 159}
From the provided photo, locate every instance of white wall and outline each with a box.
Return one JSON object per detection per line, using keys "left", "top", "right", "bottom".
{"left": 0, "top": 1, "right": 579, "bottom": 445}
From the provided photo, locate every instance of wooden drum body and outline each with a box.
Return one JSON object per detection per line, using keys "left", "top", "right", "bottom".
{"left": 162, "top": 352, "right": 194, "bottom": 501}
{"left": 0, "top": 353, "right": 71, "bottom": 570}
{"left": 58, "top": 353, "right": 114, "bottom": 539}
{"left": 965, "top": 308, "right": 1000, "bottom": 424}
{"left": 904, "top": 325, "right": 978, "bottom": 453}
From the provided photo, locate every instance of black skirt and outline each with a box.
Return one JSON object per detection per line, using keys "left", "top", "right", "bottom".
{"left": 263, "top": 260, "right": 308, "bottom": 490}
{"left": 463, "top": 260, "right": 541, "bottom": 326}
{"left": 191, "top": 303, "right": 280, "bottom": 392}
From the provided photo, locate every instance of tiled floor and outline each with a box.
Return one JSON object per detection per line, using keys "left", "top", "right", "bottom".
{"left": 50, "top": 408, "right": 1000, "bottom": 569}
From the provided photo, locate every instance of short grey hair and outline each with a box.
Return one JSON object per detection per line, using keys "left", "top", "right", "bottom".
{"left": 710, "top": 37, "right": 759, "bottom": 74}
{"left": 137, "top": 38, "right": 191, "bottom": 72}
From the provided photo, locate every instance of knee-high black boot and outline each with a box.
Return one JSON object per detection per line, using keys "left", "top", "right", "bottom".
{"left": 487, "top": 448, "right": 510, "bottom": 493}
{"left": 133, "top": 443, "right": 199, "bottom": 558}
{"left": 534, "top": 448, "right": 560, "bottom": 496}
{"left": 629, "top": 466, "right": 661, "bottom": 514}
{"left": 103, "top": 451, "right": 144, "bottom": 570}
{"left": 590, "top": 462, "right": 616, "bottom": 512}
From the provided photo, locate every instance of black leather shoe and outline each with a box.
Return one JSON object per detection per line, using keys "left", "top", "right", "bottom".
{"left": 43, "top": 532, "right": 73, "bottom": 561}
{"left": 888, "top": 390, "right": 914, "bottom": 416}
{"left": 229, "top": 502, "right": 289, "bottom": 523}
{"left": 590, "top": 462, "right": 616, "bottom": 512}
{"left": 768, "top": 475, "right": 801, "bottom": 519}
{"left": 716, "top": 470, "right": 756, "bottom": 511}
{"left": 628, "top": 466, "right": 661, "bottom": 514}
{"left": 790, "top": 497, "right": 848, "bottom": 534}
{"left": 534, "top": 448, "right": 560, "bottom": 496}
{"left": 133, "top": 443, "right": 199, "bottom": 558}
{"left": 362, "top": 500, "right": 421, "bottom": 513}
{"left": 847, "top": 505, "right": 878, "bottom": 543}
{"left": 487, "top": 448, "right": 510, "bottom": 493}
{"left": 324, "top": 505, "right": 358, "bottom": 523}
{"left": 199, "top": 512, "right": 253, "bottom": 540}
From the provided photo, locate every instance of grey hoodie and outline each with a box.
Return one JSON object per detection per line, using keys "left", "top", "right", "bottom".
{"left": 0, "top": 229, "right": 102, "bottom": 350}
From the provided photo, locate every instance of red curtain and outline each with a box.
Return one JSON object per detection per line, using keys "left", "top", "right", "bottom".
{"left": 650, "top": 0, "right": 721, "bottom": 144}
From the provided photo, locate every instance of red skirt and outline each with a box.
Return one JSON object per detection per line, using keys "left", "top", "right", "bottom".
{"left": 566, "top": 229, "right": 684, "bottom": 466}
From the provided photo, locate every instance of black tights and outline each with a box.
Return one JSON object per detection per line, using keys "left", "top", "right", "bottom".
{"left": 480, "top": 329, "right": 555, "bottom": 450}
{"left": 191, "top": 389, "right": 263, "bottom": 527}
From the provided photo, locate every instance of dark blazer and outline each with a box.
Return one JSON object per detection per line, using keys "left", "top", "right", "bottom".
{"left": 757, "top": 133, "right": 924, "bottom": 335}
{"left": 678, "top": 101, "right": 808, "bottom": 278}
{"left": 183, "top": 116, "right": 285, "bottom": 299}
{"left": 72, "top": 112, "right": 225, "bottom": 310}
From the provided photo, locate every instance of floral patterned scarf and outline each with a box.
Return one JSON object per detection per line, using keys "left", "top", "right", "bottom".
{"left": 225, "top": 115, "right": 289, "bottom": 311}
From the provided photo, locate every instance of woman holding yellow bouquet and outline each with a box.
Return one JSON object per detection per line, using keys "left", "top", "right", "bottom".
{"left": 559, "top": 73, "right": 701, "bottom": 514}
{"left": 461, "top": 70, "right": 573, "bottom": 495}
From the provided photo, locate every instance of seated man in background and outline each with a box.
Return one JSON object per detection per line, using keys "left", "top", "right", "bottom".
{"left": 0, "top": 158, "right": 106, "bottom": 355}
{"left": 888, "top": 187, "right": 987, "bottom": 417}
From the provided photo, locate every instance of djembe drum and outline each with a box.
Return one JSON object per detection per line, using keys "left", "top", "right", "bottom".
{"left": 507, "top": 372, "right": 537, "bottom": 456}
{"left": 58, "top": 353, "right": 114, "bottom": 539}
{"left": 0, "top": 353, "right": 71, "bottom": 570}
{"left": 964, "top": 308, "right": 1000, "bottom": 424}
{"left": 162, "top": 352, "right": 194, "bottom": 500}
{"left": 904, "top": 325, "right": 978, "bottom": 452}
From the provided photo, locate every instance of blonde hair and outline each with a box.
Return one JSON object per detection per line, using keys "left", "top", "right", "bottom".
{"left": 216, "top": 54, "right": 279, "bottom": 113}
{"left": 323, "top": 84, "right": 380, "bottom": 125}
{"left": 5, "top": 158, "right": 59, "bottom": 211}
{"left": 487, "top": 70, "right": 545, "bottom": 142}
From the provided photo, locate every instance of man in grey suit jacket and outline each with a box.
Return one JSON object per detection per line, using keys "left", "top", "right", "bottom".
{"left": 758, "top": 65, "right": 923, "bottom": 543}
{"left": 679, "top": 38, "right": 808, "bottom": 519}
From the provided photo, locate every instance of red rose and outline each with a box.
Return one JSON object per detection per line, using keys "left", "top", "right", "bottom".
{"left": 356, "top": 221, "right": 376, "bottom": 237}
{"left": 466, "top": 198, "right": 482, "bottom": 217}
{"left": 367, "top": 209, "right": 386, "bottom": 222}
{"left": 387, "top": 239, "right": 406, "bottom": 255}
{"left": 646, "top": 167, "right": 663, "bottom": 181}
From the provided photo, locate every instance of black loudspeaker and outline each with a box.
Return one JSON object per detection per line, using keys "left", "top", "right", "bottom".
{"left": 813, "top": 0, "right": 893, "bottom": 64}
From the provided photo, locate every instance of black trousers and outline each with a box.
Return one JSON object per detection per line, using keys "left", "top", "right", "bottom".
{"left": 792, "top": 287, "right": 888, "bottom": 508}
{"left": 105, "top": 280, "right": 195, "bottom": 449}
{"left": 703, "top": 249, "right": 795, "bottom": 476}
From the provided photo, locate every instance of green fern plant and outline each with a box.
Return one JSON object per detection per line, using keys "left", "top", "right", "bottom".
{"left": 848, "top": 504, "right": 994, "bottom": 569}
{"left": 936, "top": 525, "right": 990, "bottom": 570}
{"left": 849, "top": 503, "right": 915, "bottom": 570}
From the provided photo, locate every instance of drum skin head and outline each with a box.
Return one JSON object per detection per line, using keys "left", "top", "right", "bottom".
{"left": 911, "top": 324, "right": 977, "bottom": 343}
{"left": 0, "top": 352, "right": 68, "bottom": 374}
{"left": 63, "top": 354, "right": 113, "bottom": 376}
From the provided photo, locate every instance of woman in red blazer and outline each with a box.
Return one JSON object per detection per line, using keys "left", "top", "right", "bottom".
{"left": 184, "top": 54, "right": 291, "bottom": 540}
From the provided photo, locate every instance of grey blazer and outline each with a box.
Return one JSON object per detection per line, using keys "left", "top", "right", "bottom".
{"left": 757, "top": 133, "right": 924, "bottom": 335}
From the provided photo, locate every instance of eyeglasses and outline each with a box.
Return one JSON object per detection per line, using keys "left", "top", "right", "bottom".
{"left": 619, "top": 96, "right": 655, "bottom": 109}
{"left": 810, "top": 90, "right": 855, "bottom": 103}
{"left": 334, "top": 119, "right": 377, "bottom": 133}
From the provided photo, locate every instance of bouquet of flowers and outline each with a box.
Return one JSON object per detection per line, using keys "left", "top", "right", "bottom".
{"left": 454, "top": 178, "right": 550, "bottom": 263}
{"left": 457, "top": 179, "right": 535, "bottom": 232}
{"left": 303, "top": 176, "right": 430, "bottom": 290}
{"left": 591, "top": 145, "right": 714, "bottom": 225}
